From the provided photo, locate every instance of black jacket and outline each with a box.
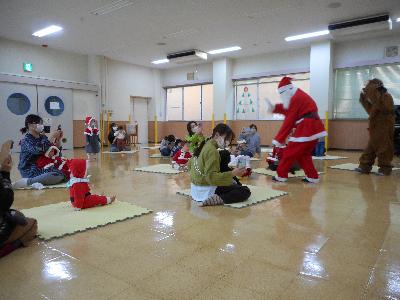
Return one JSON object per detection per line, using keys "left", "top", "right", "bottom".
{"left": 108, "top": 130, "right": 116, "bottom": 144}
{"left": 0, "top": 171, "right": 15, "bottom": 245}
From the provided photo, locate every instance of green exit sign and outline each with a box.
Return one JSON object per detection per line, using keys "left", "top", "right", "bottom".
{"left": 23, "top": 62, "right": 33, "bottom": 72}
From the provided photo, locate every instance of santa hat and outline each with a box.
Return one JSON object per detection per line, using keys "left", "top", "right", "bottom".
{"left": 85, "top": 116, "right": 94, "bottom": 126}
{"left": 45, "top": 146, "right": 60, "bottom": 158}
{"left": 69, "top": 159, "right": 87, "bottom": 179}
{"left": 278, "top": 77, "right": 294, "bottom": 93}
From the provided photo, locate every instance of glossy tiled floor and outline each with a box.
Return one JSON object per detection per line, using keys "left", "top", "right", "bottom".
{"left": 1, "top": 147, "right": 400, "bottom": 300}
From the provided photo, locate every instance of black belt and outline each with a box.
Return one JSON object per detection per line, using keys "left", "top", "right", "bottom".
{"left": 300, "top": 112, "right": 320, "bottom": 119}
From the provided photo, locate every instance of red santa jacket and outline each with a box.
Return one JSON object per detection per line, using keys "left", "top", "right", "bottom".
{"left": 172, "top": 149, "right": 192, "bottom": 165}
{"left": 273, "top": 89, "right": 326, "bottom": 144}
{"left": 84, "top": 127, "right": 99, "bottom": 136}
{"left": 36, "top": 146, "right": 71, "bottom": 179}
{"left": 68, "top": 159, "right": 92, "bottom": 209}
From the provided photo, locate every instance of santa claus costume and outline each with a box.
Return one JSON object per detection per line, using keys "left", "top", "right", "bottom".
{"left": 68, "top": 159, "right": 114, "bottom": 210}
{"left": 84, "top": 116, "right": 101, "bottom": 158}
{"left": 36, "top": 146, "right": 71, "bottom": 179}
{"left": 267, "top": 77, "right": 326, "bottom": 183}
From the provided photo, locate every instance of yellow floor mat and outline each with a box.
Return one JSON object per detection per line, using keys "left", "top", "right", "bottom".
{"left": 177, "top": 184, "right": 287, "bottom": 208}
{"left": 330, "top": 163, "right": 400, "bottom": 174}
{"left": 252, "top": 168, "right": 323, "bottom": 178}
{"left": 21, "top": 201, "right": 152, "bottom": 240}
{"left": 134, "top": 164, "right": 182, "bottom": 174}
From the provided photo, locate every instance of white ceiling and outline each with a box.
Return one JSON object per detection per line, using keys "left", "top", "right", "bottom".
{"left": 0, "top": 0, "right": 399, "bottom": 69}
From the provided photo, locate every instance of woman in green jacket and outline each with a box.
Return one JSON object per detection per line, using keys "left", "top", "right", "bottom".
{"left": 189, "top": 124, "right": 251, "bottom": 206}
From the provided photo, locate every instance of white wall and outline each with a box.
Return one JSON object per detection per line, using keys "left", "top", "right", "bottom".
{"left": 161, "top": 63, "right": 213, "bottom": 87}
{"left": 105, "top": 58, "right": 162, "bottom": 121}
{"left": 334, "top": 34, "right": 400, "bottom": 68}
{"left": 73, "top": 90, "right": 100, "bottom": 121}
{"left": 0, "top": 37, "right": 88, "bottom": 82}
{"left": 232, "top": 48, "right": 310, "bottom": 78}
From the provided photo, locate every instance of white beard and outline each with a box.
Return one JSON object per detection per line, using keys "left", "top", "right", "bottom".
{"left": 280, "top": 88, "right": 296, "bottom": 109}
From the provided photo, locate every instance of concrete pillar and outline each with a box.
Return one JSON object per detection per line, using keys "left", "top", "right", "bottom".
{"left": 310, "top": 41, "right": 334, "bottom": 118}
{"left": 212, "top": 58, "right": 234, "bottom": 120}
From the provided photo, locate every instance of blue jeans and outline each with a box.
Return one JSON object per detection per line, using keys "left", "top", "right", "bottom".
{"left": 314, "top": 141, "right": 325, "bottom": 156}
{"left": 160, "top": 148, "right": 171, "bottom": 157}
{"left": 110, "top": 144, "right": 119, "bottom": 152}
{"left": 27, "top": 172, "right": 65, "bottom": 185}
{"left": 240, "top": 150, "right": 254, "bottom": 157}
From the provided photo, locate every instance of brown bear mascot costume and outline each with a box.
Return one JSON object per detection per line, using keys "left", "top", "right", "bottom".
{"left": 357, "top": 78, "right": 395, "bottom": 175}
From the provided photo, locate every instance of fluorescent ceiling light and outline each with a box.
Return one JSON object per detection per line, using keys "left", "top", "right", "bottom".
{"left": 152, "top": 58, "right": 169, "bottom": 64}
{"left": 285, "top": 30, "right": 330, "bottom": 42}
{"left": 397, "top": 17, "right": 400, "bottom": 22}
{"left": 207, "top": 46, "right": 241, "bottom": 55}
{"left": 32, "top": 25, "right": 63, "bottom": 37}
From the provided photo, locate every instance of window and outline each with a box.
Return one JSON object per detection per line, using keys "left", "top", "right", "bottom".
{"left": 333, "top": 63, "right": 400, "bottom": 119}
{"left": 7, "top": 93, "right": 31, "bottom": 115}
{"left": 201, "top": 84, "right": 213, "bottom": 121}
{"left": 234, "top": 72, "right": 310, "bottom": 120}
{"left": 166, "top": 88, "right": 183, "bottom": 120}
{"left": 183, "top": 85, "right": 201, "bottom": 120}
{"left": 166, "top": 84, "right": 214, "bottom": 121}
{"left": 44, "top": 96, "right": 64, "bottom": 116}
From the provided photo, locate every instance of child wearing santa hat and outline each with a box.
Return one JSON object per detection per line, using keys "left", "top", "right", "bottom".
{"left": 36, "top": 146, "right": 71, "bottom": 179}
{"left": 84, "top": 116, "right": 101, "bottom": 160}
{"left": 266, "top": 76, "right": 326, "bottom": 183}
{"left": 67, "top": 159, "right": 115, "bottom": 210}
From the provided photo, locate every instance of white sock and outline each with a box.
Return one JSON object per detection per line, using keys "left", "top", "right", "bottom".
{"left": 106, "top": 197, "right": 112, "bottom": 204}
{"left": 12, "top": 178, "right": 29, "bottom": 189}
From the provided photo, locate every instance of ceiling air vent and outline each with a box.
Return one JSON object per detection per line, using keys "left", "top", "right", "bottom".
{"left": 89, "top": 0, "right": 134, "bottom": 16}
{"left": 329, "top": 14, "right": 391, "bottom": 37}
{"left": 167, "top": 50, "right": 207, "bottom": 65}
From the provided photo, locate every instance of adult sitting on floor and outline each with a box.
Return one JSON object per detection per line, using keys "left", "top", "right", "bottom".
{"left": 0, "top": 152, "right": 37, "bottom": 258}
{"left": 108, "top": 122, "right": 119, "bottom": 152}
{"left": 13, "top": 114, "right": 65, "bottom": 188}
{"left": 189, "top": 123, "right": 251, "bottom": 206}
{"left": 356, "top": 78, "right": 395, "bottom": 175}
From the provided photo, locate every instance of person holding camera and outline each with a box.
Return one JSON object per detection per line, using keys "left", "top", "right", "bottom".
{"left": 13, "top": 114, "right": 66, "bottom": 188}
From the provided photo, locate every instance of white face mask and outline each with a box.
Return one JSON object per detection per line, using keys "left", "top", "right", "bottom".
{"left": 35, "top": 124, "right": 44, "bottom": 133}
{"left": 112, "top": 126, "right": 118, "bottom": 131}
{"left": 216, "top": 136, "right": 229, "bottom": 149}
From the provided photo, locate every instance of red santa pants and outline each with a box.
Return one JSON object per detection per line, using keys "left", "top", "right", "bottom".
{"left": 73, "top": 194, "right": 107, "bottom": 209}
{"left": 277, "top": 140, "right": 318, "bottom": 180}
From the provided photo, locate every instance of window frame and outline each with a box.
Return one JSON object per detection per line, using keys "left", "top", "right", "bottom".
{"left": 165, "top": 83, "right": 213, "bottom": 121}
{"left": 233, "top": 72, "right": 310, "bottom": 120}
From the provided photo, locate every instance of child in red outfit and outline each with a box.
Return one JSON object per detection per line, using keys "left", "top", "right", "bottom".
{"left": 171, "top": 142, "right": 192, "bottom": 171}
{"left": 36, "top": 146, "right": 71, "bottom": 179}
{"left": 68, "top": 159, "right": 115, "bottom": 210}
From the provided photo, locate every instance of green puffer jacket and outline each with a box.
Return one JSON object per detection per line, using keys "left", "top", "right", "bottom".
{"left": 189, "top": 139, "right": 232, "bottom": 186}
{"left": 186, "top": 133, "right": 205, "bottom": 153}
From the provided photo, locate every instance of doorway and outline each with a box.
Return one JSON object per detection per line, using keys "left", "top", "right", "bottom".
{"left": 0, "top": 82, "right": 73, "bottom": 150}
{"left": 130, "top": 96, "right": 150, "bottom": 144}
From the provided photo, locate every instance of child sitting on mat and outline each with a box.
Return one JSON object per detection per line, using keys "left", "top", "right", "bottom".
{"left": 172, "top": 141, "right": 192, "bottom": 171}
{"left": 68, "top": 159, "right": 115, "bottom": 210}
{"left": 159, "top": 135, "right": 175, "bottom": 157}
{"left": 189, "top": 124, "right": 251, "bottom": 206}
{"left": 36, "top": 145, "right": 71, "bottom": 180}
{"left": 171, "top": 139, "right": 184, "bottom": 157}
